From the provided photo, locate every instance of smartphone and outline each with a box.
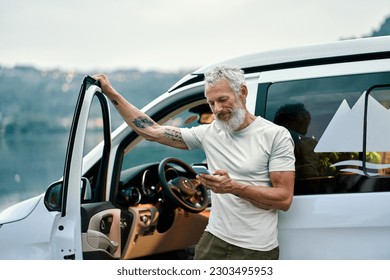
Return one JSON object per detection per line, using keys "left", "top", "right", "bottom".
{"left": 192, "top": 165, "right": 211, "bottom": 175}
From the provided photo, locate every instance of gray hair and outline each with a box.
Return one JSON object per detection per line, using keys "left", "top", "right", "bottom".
{"left": 204, "top": 65, "right": 245, "bottom": 96}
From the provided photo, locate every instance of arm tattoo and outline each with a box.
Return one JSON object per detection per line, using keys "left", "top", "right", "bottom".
{"left": 111, "top": 99, "right": 119, "bottom": 106}
{"left": 162, "top": 128, "right": 183, "bottom": 142}
{"left": 133, "top": 117, "right": 154, "bottom": 128}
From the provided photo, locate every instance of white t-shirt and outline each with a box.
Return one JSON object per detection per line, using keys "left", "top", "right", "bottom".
{"left": 180, "top": 117, "right": 295, "bottom": 251}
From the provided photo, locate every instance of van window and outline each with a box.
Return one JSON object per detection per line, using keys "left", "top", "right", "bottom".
{"left": 366, "top": 85, "right": 390, "bottom": 177}
{"left": 263, "top": 72, "right": 390, "bottom": 195}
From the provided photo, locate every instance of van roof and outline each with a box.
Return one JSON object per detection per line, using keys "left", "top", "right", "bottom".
{"left": 169, "top": 35, "right": 390, "bottom": 92}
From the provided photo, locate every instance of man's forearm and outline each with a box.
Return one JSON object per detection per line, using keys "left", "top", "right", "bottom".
{"left": 231, "top": 182, "right": 276, "bottom": 210}
{"left": 230, "top": 179, "right": 293, "bottom": 211}
{"left": 107, "top": 90, "right": 159, "bottom": 138}
{"left": 107, "top": 90, "right": 188, "bottom": 149}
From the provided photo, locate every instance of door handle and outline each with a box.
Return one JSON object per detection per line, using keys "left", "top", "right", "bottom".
{"left": 86, "top": 229, "right": 118, "bottom": 254}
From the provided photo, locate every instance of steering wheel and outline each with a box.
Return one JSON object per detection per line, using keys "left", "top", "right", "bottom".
{"left": 158, "top": 157, "right": 209, "bottom": 213}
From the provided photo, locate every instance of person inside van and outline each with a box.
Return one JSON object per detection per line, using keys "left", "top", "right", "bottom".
{"left": 274, "top": 103, "right": 319, "bottom": 179}
{"left": 93, "top": 65, "right": 295, "bottom": 260}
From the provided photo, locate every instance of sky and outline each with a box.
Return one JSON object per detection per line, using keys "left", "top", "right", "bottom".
{"left": 0, "top": 0, "right": 389, "bottom": 72}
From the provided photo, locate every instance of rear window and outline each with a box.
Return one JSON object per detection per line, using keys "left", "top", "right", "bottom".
{"left": 263, "top": 72, "right": 390, "bottom": 195}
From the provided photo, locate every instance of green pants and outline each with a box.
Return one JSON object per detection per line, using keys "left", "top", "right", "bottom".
{"left": 194, "top": 231, "right": 279, "bottom": 260}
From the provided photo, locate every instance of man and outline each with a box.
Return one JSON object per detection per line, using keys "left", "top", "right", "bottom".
{"left": 93, "top": 65, "right": 295, "bottom": 260}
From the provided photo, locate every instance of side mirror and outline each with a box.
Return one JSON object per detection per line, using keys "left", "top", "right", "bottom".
{"left": 44, "top": 177, "right": 92, "bottom": 211}
{"left": 44, "top": 180, "right": 63, "bottom": 212}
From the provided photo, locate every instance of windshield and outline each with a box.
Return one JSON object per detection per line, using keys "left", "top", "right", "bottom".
{"left": 121, "top": 103, "right": 212, "bottom": 170}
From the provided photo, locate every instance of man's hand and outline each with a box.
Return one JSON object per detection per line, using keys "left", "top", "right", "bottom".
{"left": 197, "top": 169, "right": 294, "bottom": 211}
{"left": 92, "top": 74, "right": 118, "bottom": 98}
{"left": 196, "top": 169, "right": 234, "bottom": 194}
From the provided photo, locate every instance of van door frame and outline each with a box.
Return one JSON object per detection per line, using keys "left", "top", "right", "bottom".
{"left": 50, "top": 77, "right": 111, "bottom": 259}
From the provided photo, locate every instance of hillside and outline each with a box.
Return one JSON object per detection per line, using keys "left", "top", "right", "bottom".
{"left": 371, "top": 15, "right": 390, "bottom": 37}
{"left": 0, "top": 67, "right": 188, "bottom": 134}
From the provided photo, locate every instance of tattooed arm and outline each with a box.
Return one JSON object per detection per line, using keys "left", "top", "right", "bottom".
{"left": 93, "top": 74, "right": 188, "bottom": 150}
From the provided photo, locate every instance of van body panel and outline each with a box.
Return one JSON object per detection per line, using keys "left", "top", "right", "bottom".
{"left": 279, "top": 192, "right": 390, "bottom": 259}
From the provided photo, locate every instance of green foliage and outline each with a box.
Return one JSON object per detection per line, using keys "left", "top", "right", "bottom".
{"left": 318, "top": 152, "right": 382, "bottom": 176}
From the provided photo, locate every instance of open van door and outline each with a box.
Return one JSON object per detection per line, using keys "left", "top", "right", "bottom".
{"left": 45, "top": 77, "right": 112, "bottom": 259}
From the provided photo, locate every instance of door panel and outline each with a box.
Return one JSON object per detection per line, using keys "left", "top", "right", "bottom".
{"left": 81, "top": 202, "right": 122, "bottom": 259}
{"left": 278, "top": 193, "right": 390, "bottom": 259}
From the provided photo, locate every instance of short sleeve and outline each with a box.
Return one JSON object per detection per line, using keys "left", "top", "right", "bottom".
{"left": 180, "top": 125, "right": 208, "bottom": 150}
{"left": 269, "top": 128, "right": 296, "bottom": 172}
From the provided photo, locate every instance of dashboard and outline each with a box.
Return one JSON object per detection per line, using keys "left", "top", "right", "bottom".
{"left": 116, "top": 162, "right": 192, "bottom": 207}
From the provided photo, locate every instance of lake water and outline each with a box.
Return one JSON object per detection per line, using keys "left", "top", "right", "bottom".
{"left": 0, "top": 126, "right": 206, "bottom": 211}
{"left": 0, "top": 133, "right": 71, "bottom": 212}
{"left": 0, "top": 130, "right": 205, "bottom": 213}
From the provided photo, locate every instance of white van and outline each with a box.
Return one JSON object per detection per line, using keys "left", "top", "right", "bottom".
{"left": 1, "top": 36, "right": 390, "bottom": 260}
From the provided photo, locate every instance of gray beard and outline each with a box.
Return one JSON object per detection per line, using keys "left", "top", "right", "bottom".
{"left": 215, "top": 107, "right": 246, "bottom": 133}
